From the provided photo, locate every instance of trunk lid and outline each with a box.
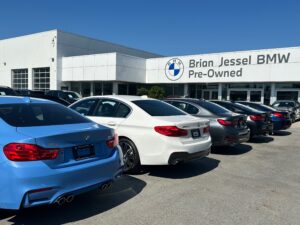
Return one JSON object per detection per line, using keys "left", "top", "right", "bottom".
{"left": 16, "top": 123, "right": 114, "bottom": 168}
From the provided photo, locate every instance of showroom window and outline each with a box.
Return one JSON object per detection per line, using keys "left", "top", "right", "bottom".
{"left": 11, "top": 69, "right": 28, "bottom": 89}
{"left": 33, "top": 67, "right": 50, "bottom": 91}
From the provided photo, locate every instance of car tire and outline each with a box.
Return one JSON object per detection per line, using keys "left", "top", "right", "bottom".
{"left": 291, "top": 114, "right": 296, "bottom": 123}
{"left": 119, "top": 138, "right": 141, "bottom": 173}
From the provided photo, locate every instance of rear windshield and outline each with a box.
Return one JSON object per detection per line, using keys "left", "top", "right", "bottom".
{"left": 0, "top": 103, "right": 90, "bottom": 127}
{"left": 243, "top": 103, "right": 275, "bottom": 112}
{"left": 132, "top": 100, "right": 186, "bottom": 116}
{"left": 273, "top": 102, "right": 295, "bottom": 107}
{"left": 198, "top": 101, "right": 231, "bottom": 115}
{"left": 234, "top": 103, "right": 260, "bottom": 113}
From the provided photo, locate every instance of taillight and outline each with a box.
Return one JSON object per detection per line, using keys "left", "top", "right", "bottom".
{"left": 106, "top": 133, "right": 119, "bottom": 148}
{"left": 154, "top": 126, "right": 188, "bottom": 137}
{"left": 3, "top": 143, "right": 60, "bottom": 161}
{"left": 273, "top": 112, "right": 284, "bottom": 118}
{"left": 250, "top": 115, "right": 264, "bottom": 121}
{"left": 217, "top": 119, "right": 234, "bottom": 126}
{"left": 203, "top": 126, "right": 210, "bottom": 134}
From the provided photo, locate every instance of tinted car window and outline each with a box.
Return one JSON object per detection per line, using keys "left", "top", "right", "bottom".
{"left": 0, "top": 88, "right": 17, "bottom": 96}
{"left": 115, "top": 103, "right": 131, "bottom": 118}
{"left": 70, "top": 99, "right": 98, "bottom": 115}
{"left": 133, "top": 100, "right": 186, "bottom": 116}
{"left": 94, "top": 100, "right": 118, "bottom": 117}
{"left": 241, "top": 103, "right": 275, "bottom": 112}
{"left": 170, "top": 101, "right": 199, "bottom": 115}
{"left": 273, "top": 101, "right": 295, "bottom": 107}
{"left": 198, "top": 101, "right": 231, "bottom": 115}
{"left": 0, "top": 103, "right": 90, "bottom": 127}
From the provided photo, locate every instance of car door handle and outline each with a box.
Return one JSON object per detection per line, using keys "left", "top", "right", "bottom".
{"left": 107, "top": 122, "right": 116, "bottom": 126}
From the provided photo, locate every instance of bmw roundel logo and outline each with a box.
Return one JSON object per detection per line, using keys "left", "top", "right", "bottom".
{"left": 165, "top": 58, "right": 184, "bottom": 81}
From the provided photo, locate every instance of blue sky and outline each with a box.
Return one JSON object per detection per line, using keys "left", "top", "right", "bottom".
{"left": 0, "top": 0, "right": 300, "bottom": 56}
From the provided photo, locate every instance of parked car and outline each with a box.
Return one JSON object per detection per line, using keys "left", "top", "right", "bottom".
{"left": 271, "top": 100, "right": 300, "bottom": 123}
{"left": 0, "top": 86, "right": 18, "bottom": 96}
{"left": 212, "top": 101, "right": 271, "bottom": 138}
{"left": 46, "top": 90, "right": 81, "bottom": 104}
{"left": 69, "top": 95, "right": 211, "bottom": 173}
{"left": 165, "top": 98, "right": 250, "bottom": 147}
{"left": 15, "top": 89, "right": 70, "bottom": 106}
{"left": 0, "top": 96, "right": 123, "bottom": 210}
{"left": 237, "top": 101, "right": 291, "bottom": 132}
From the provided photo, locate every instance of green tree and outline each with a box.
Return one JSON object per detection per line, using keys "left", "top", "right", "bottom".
{"left": 148, "top": 86, "right": 165, "bottom": 99}
{"left": 137, "top": 87, "right": 149, "bottom": 96}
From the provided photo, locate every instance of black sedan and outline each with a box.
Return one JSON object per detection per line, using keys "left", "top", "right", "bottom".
{"left": 212, "top": 101, "right": 271, "bottom": 138}
{"left": 271, "top": 100, "right": 300, "bottom": 123}
{"left": 237, "top": 101, "right": 291, "bottom": 132}
{"left": 165, "top": 98, "right": 250, "bottom": 147}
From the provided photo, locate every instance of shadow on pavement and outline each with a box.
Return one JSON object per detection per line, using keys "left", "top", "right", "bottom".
{"left": 211, "top": 143, "right": 252, "bottom": 155}
{"left": 142, "top": 157, "right": 220, "bottom": 179}
{"left": 0, "top": 175, "right": 146, "bottom": 225}
{"left": 249, "top": 136, "right": 274, "bottom": 143}
{"left": 272, "top": 130, "right": 292, "bottom": 136}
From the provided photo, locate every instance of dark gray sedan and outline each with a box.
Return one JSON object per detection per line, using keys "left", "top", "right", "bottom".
{"left": 165, "top": 98, "right": 250, "bottom": 147}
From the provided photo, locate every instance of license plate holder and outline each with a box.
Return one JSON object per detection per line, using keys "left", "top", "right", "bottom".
{"left": 191, "top": 129, "right": 201, "bottom": 139}
{"left": 73, "top": 144, "right": 95, "bottom": 160}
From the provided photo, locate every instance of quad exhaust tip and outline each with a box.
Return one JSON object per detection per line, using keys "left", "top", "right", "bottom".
{"left": 55, "top": 194, "right": 75, "bottom": 206}
{"left": 100, "top": 181, "right": 113, "bottom": 191}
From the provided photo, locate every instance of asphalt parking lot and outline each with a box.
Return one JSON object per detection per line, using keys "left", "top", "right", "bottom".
{"left": 1, "top": 123, "right": 300, "bottom": 225}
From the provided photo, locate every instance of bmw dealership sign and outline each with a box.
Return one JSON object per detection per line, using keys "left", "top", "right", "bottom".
{"left": 165, "top": 58, "right": 184, "bottom": 81}
{"left": 146, "top": 47, "right": 300, "bottom": 83}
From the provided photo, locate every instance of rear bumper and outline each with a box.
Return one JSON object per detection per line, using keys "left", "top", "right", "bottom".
{"left": 272, "top": 119, "right": 292, "bottom": 131}
{"left": 168, "top": 148, "right": 210, "bottom": 165}
{"left": 211, "top": 127, "right": 250, "bottom": 147}
{"left": 0, "top": 149, "right": 122, "bottom": 210}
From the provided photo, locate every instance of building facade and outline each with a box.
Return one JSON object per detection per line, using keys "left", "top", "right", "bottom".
{"left": 1, "top": 30, "right": 300, "bottom": 104}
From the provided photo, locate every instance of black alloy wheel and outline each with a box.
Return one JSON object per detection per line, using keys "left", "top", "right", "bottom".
{"left": 119, "top": 138, "right": 141, "bottom": 173}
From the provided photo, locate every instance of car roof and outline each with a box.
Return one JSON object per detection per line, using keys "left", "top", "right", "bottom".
{"left": 0, "top": 96, "right": 55, "bottom": 104}
{"left": 85, "top": 95, "right": 154, "bottom": 102}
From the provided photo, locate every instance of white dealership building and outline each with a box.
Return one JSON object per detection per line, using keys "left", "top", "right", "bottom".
{"left": 0, "top": 29, "right": 300, "bottom": 104}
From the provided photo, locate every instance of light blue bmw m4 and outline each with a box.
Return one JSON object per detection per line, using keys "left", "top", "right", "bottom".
{"left": 0, "top": 96, "right": 123, "bottom": 210}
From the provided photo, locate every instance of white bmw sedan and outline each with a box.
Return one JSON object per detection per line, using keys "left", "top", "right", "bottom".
{"left": 69, "top": 96, "right": 211, "bottom": 172}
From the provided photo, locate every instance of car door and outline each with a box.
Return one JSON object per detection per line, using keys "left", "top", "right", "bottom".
{"left": 88, "top": 99, "right": 131, "bottom": 128}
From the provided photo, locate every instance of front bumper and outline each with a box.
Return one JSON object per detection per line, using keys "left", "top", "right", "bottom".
{"left": 0, "top": 149, "right": 123, "bottom": 210}
{"left": 168, "top": 148, "right": 211, "bottom": 165}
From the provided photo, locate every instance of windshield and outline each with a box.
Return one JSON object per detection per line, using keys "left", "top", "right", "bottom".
{"left": 0, "top": 103, "right": 90, "bottom": 127}
{"left": 132, "top": 100, "right": 186, "bottom": 116}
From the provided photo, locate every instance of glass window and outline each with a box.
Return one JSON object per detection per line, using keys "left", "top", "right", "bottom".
{"left": 230, "top": 91, "right": 247, "bottom": 101}
{"left": 94, "top": 100, "right": 118, "bottom": 117}
{"left": 272, "top": 101, "right": 295, "bottom": 107}
{"left": 115, "top": 103, "right": 131, "bottom": 118}
{"left": 103, "top": 82, "right": 113, "bottom": 95}
{"left": 33, "top": 67, "right": 50, "bottom": 91}
{"left": 250, "top": 91, "right": 262, "bottom": 102}
{"left": 198, "top": 101, "right": 231, "bottom": 115}
{"left": 82, "top": 83, "right": 91, "bottom": 97}
{"left": 94, "top": 82, "right": 102, "bottom": 95}
{"left": 12, "top": 69, "right": 28, "bottom": 90}
{"left": 0, "top": 103, "right": 90, "bottom": 127}
{"left": 170, "top": 101, "right": 199, "bottom": 115}
{"left": 70, "top": 99, "right": 98, "bottom": 116}
{"left": 133, "top": 100, "right": 186, "bottom": 116}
